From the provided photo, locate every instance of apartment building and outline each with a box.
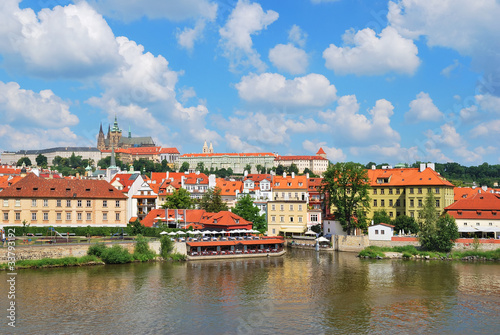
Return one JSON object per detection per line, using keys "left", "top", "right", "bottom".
{"left": 0, "top": 173, "right": 127, "bottom": 227}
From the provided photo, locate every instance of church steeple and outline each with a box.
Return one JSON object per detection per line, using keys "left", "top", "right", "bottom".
{"left": 209, "top": 142, "right": 213, "bottom": 153}
{"left": 202, "top": 140, "right": 208, "bottom": 153}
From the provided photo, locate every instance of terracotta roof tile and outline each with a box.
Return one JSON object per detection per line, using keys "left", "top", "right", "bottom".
{"left": 367, "top": 167, "right": 454, "bottom": 187}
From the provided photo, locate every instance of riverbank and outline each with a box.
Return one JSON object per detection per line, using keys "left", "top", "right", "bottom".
{"left": 358, "top": 245, "right": 500, "bottom": 261}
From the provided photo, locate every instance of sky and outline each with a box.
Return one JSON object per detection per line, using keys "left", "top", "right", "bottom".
{"left": 0, "top": 0, "right": 499, "bottom": 167}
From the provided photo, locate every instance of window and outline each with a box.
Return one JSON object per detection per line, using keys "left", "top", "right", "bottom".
{"left": 272, "top": 229, "right": 276, "bottom": 235}
{"left": 31, "top": 212, "right": 37, "bottom": 221}
{"left": 3, "top": 213, "right": 8, "bottom": 220}
{"left": 410, "top": 199, "right": 414, "bottom": 207}
{"left": 381, "top": 200, "right": 385, "bottom": 207}
{"left": 290, "top": 217, "right": 294, "bottom": 223}
{"left": 435, "top": 188, "right": 440, "bottom": 194}
{"left": 77, "top": 213, "right": 82, "bottom": 220}
{"left": 380, "top": 189, "right": 385, "bottom": 195}
{"left": 427, "top": 188, "right": 431, "bottom": 194}
{"left": 66, "top": 200, "right": 71, "bottom": 207}
{"left": 56, "top": 213, "right": 61, "bottom": 220}
{"left": 3, "top": 200, "right": 8, "bottom": 207}
{"left": 298, "top": 216, "right": 303, "bottom": 223}
{"left": 410, "top": 212, "right": 414, "bottom": 218}
{"left": 103, "top": 213, "right": 108, "bottom": 220}
{"left": 57, "top": 200, "right": 61, "bottom": 207}
{"left": 87, "top": 200, "right": 91, "bottom": 207}
{"left": 435, "top": 200, "right": 440, "bottom": 207}
{"left": 389, "top": 189, "right": 393, "bottom": 195}
{"left": 298, "top": 204, "right": 302, "bottom": 211}
{"left": 489, "top": 222, "right": 493, "bottom": 226}
{"left": 116, "top": 212, "right": 120, "bottom": 221}
{"left": 32, "top": 199, "right": 37, "bottom": 207}
{"left": 87, "top": 213, "right": 91, "bottom": 221}
{"left": 381, "top": 230, "right": 385, "bottom": 235}
{"left": 43, "top": 199, "right": 48, "bottom": 207}
{"left": 103, "top": 200, "right": 108, "bottom": 208}
{"left": 374, "top": 199, "right": 377, "bottom": 207}
{"left": 311, "top": 214, "right": 318, "bottom": 222}
{"left": 43, "top": 212, "right": 48, "bottom": 221}
{"left": 280, "top": 216, "right": 284, "bottom": 222}
{"left": 116, "top": 200, "right": 120, "bottom": 207}
{"left": 271, "top": 204, "right": 276, "bottom": 211}
{"left": 410, "top": 188, "right": 414, "bottom": 194}
{"left": 66, "top": 212, "right": 71, "bottom": 220}
{"left": 396, "top": 189, "right": 400, "bottom": 195}
{"left": 418, "top": 188, "right": 422, "bottom": 194}
{"left": 77, "top": 200, "right": 82, "bottom": 207}
{"left": 464, "top": 222, "right": 467, "bottom": 226}
{"left": 280, "top": 204, "right": 284, "bottom": 211}
{"left": 15, "top": 199, "right": 20, "bottom": 207}
{"left": 271, "top": 216, "right": 276, "bottom": 222}
{"left": 373, "top": 189, "right": 377, "bottom": 195}
{"left": 388, "top": 199, "right": 392, "bottom": 207}
{"left": 476, "top": 222, "right": 480, "bottom": 226}
{"left": 418, "top": 199, "right": 423, "bottom": 207}
{"left": 375, "top": 230, "right": 379, "bottom": 234}
{"left": 396, "top": 200, "right": 400, "bottom": 206}
{"left": 389, "top": 212, "right": 393, "bottom": 217}
{"left": 15, "top": 212, "right": 20, "bottom": 220}
{"left": 289, "top": 204, "right": 293, "bottom": 211}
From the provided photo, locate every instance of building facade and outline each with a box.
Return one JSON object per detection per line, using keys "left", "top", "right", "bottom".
{"left": 0, "top": 174, "right": 127, "bottom": 227}
{"left": 97, "top": 116, "right": 155, "bottom": 151}
{"left": 179, "top": 153, "right": 276, "bottom": 174}
{"left": 1, "top": 147, "right": 102, "bottom": 167}
{"left": 274, "top": 148, "right": 329, "bottom": 176}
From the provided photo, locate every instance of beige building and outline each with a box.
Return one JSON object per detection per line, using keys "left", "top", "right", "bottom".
{"left": 274, "top": 148, "right": 329, "bottom": 176}
{"left": 267, "top": 173, "right": 309, "bottom": 236}
{"left": 0, "top": 173, "right": 127, "bottom": 227}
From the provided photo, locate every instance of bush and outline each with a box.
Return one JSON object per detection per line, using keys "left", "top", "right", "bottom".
{"left": 160, "top": 235, "right": 174, "bottom": 259}
{"left": 100, "top": 245, "right": 133, "bottom": 264}
{"left": 133, "top": 235, "right": 156, "bottom": 261}
{"left": 419, "top": 214, "right": 459, "bottom": 252}
{"left": 87, "top": 242, "right": 107, "bottom": 258}
{"left": 168, "top": 252, "right": 187, "bottom": 261}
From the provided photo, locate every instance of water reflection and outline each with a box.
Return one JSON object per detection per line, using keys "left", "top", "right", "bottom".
{"left": 1, "top": 250, "right": 499, "bottom": 334}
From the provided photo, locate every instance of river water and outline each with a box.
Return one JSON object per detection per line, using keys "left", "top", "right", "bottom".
{"left": 1, "top": 249, "right": 499, "bottom": 334}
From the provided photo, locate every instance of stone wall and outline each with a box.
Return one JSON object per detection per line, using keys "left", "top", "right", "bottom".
{"left": 370, "top": 237, "right": 500, "bottom": 251}
{"left": 334, "top": 235, "right": 369, "bottom": 252}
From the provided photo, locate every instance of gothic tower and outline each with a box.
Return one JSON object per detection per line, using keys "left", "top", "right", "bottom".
{"left": 97, "top": 123, "right": 106, "bottom": 150}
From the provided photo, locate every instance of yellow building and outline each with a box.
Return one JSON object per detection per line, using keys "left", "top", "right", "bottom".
{"left": 0, "top": 174, "right": 127, "bottom": 227}
{"left": 267, "top": 173, "right": 309, "bottom": 236}
{"left": 366, "top": 165, "right": 455, "bottom": 221}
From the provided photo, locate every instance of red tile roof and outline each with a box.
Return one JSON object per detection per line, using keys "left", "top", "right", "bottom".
{"left": 453, "top": 187, "right": 499, "bottom": 202}
{"left": 275, "top": 155, "right": 327, "bottom": 161}
{"left": 367, "top": 167, "right": 454, "bottom": 187}
{"left": 216, "top": 179, "right": 243, "bottom": 196}
{"left": 307, "top": 177, "right": 323, "bottom": 192}
{"left": 272, "top": 175, "right": 308, "bottom": 189}
{"left": 0, "top": 173, "right": 126, "bottom": 199}
{"left": 200, "top": 211, "right": 251, "bottom": 228}
{"left": 186, "top": 238, "right": 284, "bottom": 247}
{"left": 0, "top": 165, "right": 22, "bottom": 175}
{"left": 244, "top": 174, "right": 272, "bottom": 182}
{"left": 181, "top": 153, "right": 275, "bottom": 158}
{"left": 445, "top": 192, "right": 500, "bottom": 220}
{"left": 160, "top": 147, "right": 180, "bottom": 154}
{"left": 141, "top": 209, "right": 206, "bottom": 227}
{"left": 316, "top": 147, "right": 326, "bottom": 155}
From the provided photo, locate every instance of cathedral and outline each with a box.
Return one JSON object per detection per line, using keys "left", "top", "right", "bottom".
{"left": 97, "top": 116, "right": 155, "bottom": 151}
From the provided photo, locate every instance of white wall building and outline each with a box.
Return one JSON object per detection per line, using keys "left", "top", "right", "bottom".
{"left": 368, "top": 223, "right": 394, "bottom": 241}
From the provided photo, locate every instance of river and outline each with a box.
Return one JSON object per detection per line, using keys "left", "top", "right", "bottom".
{"left": 1, "top": 249, "right": 499, "bottom": 334}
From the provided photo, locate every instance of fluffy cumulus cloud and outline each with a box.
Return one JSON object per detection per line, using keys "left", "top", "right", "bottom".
{"left": 288, "top": 24, "right": 307, "bottom": 48}
{"left": 471, "top": 120, "right": 500, "bottom": 138}
{"left": 302, "top": 140, "right": 346, "bottom": 162}
{"left": 405, "top": 92, "right": 443, "bottom": 123}
{"left": 319, "top": 95, "right": 400, "bottom": 145}
{"left": 350, "top": 144, "right": 419, "bottom": 163}
{"left": 425, "top": 124, "right": 464, "bottom": 148}
{"left": 269, "top": 44, "right": 309, "bottom": 75}
{"left": 323, "top": 27, "right": 420, "bottom": 75}
{"left": 219, "top": 0, "right": 279, "bottom": 72}
{"left": 0, "top": 81, "right": 80, "bottom": 151}
{"left": 388, "top": 0, "right": 500, "bottom": 95}
{"left": 236, "top": 73, "right": 337, "bottom": 108}
{"left": 225, "top": 134, "right": 262, "bottom": 152}
{"left": 0, "top": 1, "right": 120, "bottom": 78}
{"left": 475, "top": 94, "right": 500, "bottom": 113}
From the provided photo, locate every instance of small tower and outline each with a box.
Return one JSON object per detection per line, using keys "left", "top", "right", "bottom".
{"left": 97, "top": 123, "right": 106, "bottom": 151}
{"left": 316, "top": 147, "right": 327, "bottom": 159}
{"left": 202, "top": 140, "right": 209, "bottom": 153}
{"left": 209, "top": 142, "right": 213, "bottom": 153}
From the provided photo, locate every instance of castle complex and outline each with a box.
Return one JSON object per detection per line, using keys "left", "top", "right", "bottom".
{"left": 97, "top": 116, "right": 155, "bottom": 151}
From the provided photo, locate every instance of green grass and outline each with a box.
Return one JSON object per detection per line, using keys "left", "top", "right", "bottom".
{"left": 0, "top": 255, "right": 102, "bottom": 270}
{"left": 359, "top": 246, "right": 500, "bottom": 260}
{"left": 165, "top": 252, "right": 187, "bottom": 261}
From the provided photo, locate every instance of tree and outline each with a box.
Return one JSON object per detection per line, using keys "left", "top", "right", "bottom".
{"left": 287, "top": 163, "right": 299, "bottom": 175}
{"left": 303, "top": 168, "right": 318, "bottom": 177}
{"left": 17, "top": 157, "right": 31, "bottom": 167}
{"left": 244, "top": 164, "right": 252, "bottom": 173}
{"left": 419, "top": 214, "right": 459, "bottom": 252}
{"left": 35, "top": 154, "right": 48, "bottom": 168}
{"left": 198, "top": 187, "right": 228, "bottom": 213}
{"left": 275, "top": 164, "right": 285, "bottom": 176}
{"left": 232, "top": 194, "right": 266, "bottom": 233}
{"left": 393, "top": 215, "right": 419, "bottom": 234}
{"left": 179, "top": 162, "right": 189, "bottom": 172}
{"left": 69, "top": 152, "right": 83, "bottom": 168}
{"left": 127, "top": 218, "right": 145, "bottom": 236}
{"left": 97, "top": 156, "right": 126, "bottom": 170}
{"left": 227, "top": 167, "right": 233, "bottom": 176}
{"left": 161, "top": 188, "right": 193, "bottom": 209}
{"left": 372, "top": 209, "right": 392, "bottom": 225}
{"left": 321, "top": 162, "right": 370, "bottom": 234}
{"left": 365, "top": 162, "right": 377, "bottom": 169}
{"left": 196, "top": 162, "right": 205, "bottom": 172}
{"left": 419, "top": 191, "right": 439, "bottom": 230}
{"left": 256, "top": 164, "right": 263, "bottom": 174}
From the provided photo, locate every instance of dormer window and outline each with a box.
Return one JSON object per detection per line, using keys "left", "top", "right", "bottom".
{"left": 298, "top": 182, "right": 303, "bottom": 186}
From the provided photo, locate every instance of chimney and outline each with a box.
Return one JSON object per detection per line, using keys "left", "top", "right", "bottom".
{"left": 244, "top": 170, "right": 248, "bottom": 177}
{"left": 419, "top": 163, "right": 426, "bottom": 172}
{"left": 482, "top": 185, "right": 488, "bottom": 192}
{"left": 292, "top": 172, "right": 295, "bottom": 178}
{"left": 166, "top": 171, "right": 169, "bottom": 179}
{"left": 427, "top": 163, "right": 435, "bottom": 171}
{"left": 306, "top": 173, "right": 309, "bottom": 179}
{"left": 283, "top": 172, "right": 286, "bottom": 178}
{"left": 371, "top": 165, "right": 376, "bottom": 170}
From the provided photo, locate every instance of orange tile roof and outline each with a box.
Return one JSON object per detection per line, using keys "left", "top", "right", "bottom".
{"left": 200, "top": 211, "right": 252, "bottom": 228}
{"left": 0, "top": 175, "right": 23, "bottom": 190}
{"left": 366, "top": 167, "right": 454, "bottom": 187}
{"left": 160, "top": 147, "right": 180, "bottom": 154}
{"left": 181, "top": 152, "right": 275, "bottom": 158}
{"left": 307, "top": 177, "right": 323, "bottom": 192}
{"left": 272, "top": 175, "right": 308, "bottom": 189}
{"left": 216, "top": 179, "right": 243, "bottom": 196}
{"left": 141, "top": 209, "right": 206, "bottom": 227}
{"left": 0, "top": 173, "right": 126, "bottom": 199}
{"left": 110, "top": 173, "right": 140, "bottom": 193}
{"left": 244, "top": 174, "right": 272, "bottom": 182}
{"left": 316, "top": 147, "right": 326, "bottom": 155}
{"left": 446, "top": 192, "right": 500, "bottom": 211}
{"left": 0, "top": 165, "right": 21, "bottom": 175}
{"left": 275, "top": 155, "right": 327, "bottom": 161}
{"left": 453, "top": 187, "right": 499, "bottom": 201}
{"left": 186, "top": 238, "right": 284, "bottom": 247}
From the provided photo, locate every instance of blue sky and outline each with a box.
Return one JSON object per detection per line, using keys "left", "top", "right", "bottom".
{"left": 1, "top": 0, "right": 500, "bottom": 166}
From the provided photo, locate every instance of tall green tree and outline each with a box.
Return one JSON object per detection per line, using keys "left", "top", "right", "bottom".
{"left": 179, "top": 162, "right": 189, "bottom": 172}
{"left": 244, "top": 164, "right": 252, "bottom": 173}
{"left": 35, "top": 154, "right": 48, "bottom": 168}
{"left": 419, "top": 214, "right": 459, "bottom": 252}
{"left": 372, "top": 209, "right": 392, "bottom": 225}
{"left": 419, "top": 191, "right": 439, "bottom": 229}
{"left": 198, "top": 187, "right": 228, "bottom": 213}
{"left": 287, "top": 163, "right": 299, "bottom": 174}
{"left": 275, "top": 164, "right": 285, "bottom": 176}
{"left": 17, "top": 157, "right": 31, "bottom": 166}
{"left": 321, "top": 162, "right": 370, "bottom": 234}
{"left": 232, "top": 194, "right": 267, "bottom": 233}
{"left": 161, "top": 188, "right": 193, "bottom": 209}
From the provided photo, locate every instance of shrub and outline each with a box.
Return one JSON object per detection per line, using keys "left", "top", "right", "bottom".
{"left": 402, "top": 251, "right": 413, "bottom": 258}
{"left": 100, "top": 245, "right": 133, "bottom": 264}
{"left": 87, "top": 242, "right": 107, "bottom": 258}
{"left": 168, "top": 253, "right": 187, "bottom": 261}
{"left": 160, "top": 235, "right": 174, "bottom": 259}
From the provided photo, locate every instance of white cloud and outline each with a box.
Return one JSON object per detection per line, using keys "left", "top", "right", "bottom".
{"left": 285, "top": 118, "right": 329, "bottom": 133}
{"left": 425, "top": 124, "right": 463, "bottom": 148}
{"left": 471, "top": 120, "right": 500, "bottom": 138}
{"left": 302, "top": 140, "right": 346, "bottom": 162}
{"left": 405, "top": 92, "right": 443, "bottom": 123}
{"left": 219, "top": 0, "right": 279, "bottom": 72}
{"left": 177, "top": 20, "right": 207, "bottom": 50}
{"left": 319, "top": 95, "right": 400, "bottom": 144}
{"left": 441, "top": 59, "right": 460, "bottom": 77}
{"left": 459, "top": 105, "right": 478, "bottom": 121}
{"left": 288, "top": 25, "right": 307, "bottom": 48}
{"left": 0, "top": 125, "right": 79, "bottom": 152}
{"left": 0, "top": 81, "right": 79, "bottom": 128}
{"left": 475, "top": 94, "right": 500, "bottom": 113}
{"left": 0, "top": 1, "right": 120, "bottom": 78}
{"left": 236, "top": 73, "right": 337, "bottom": 108}
{"left": 388, "top": 0, "right": 500, "bottom": 93}
{"left": 87, "top": 0, "right": 218, "bottom": 22}
{"left": 225, "top": 134, "right": 262, "bottom": 152}
{"left": 350, "top": 144, "right": 419, "bottom": 163}
{"left": 323, "top": 27, "right": 420, "bottom": 75}
{"left": 269, "top": 44, "right": 309, "bottom": 75}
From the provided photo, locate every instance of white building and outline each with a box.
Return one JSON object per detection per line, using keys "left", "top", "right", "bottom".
{"left": 2, "top": 147, "right": 102, "bottom": 167}
{"left": 179, "top": 152, "right": 276, "bottom": 174}
{"left": 368, "top": 223, "right": 394, "bottom": 241}
{"left": 274, "top": 148, "right": 329, "bottom": 176}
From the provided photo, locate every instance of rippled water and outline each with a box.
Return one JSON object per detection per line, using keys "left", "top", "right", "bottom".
{"left": 1, "top": 249, "right": 499, "bottom": 334}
